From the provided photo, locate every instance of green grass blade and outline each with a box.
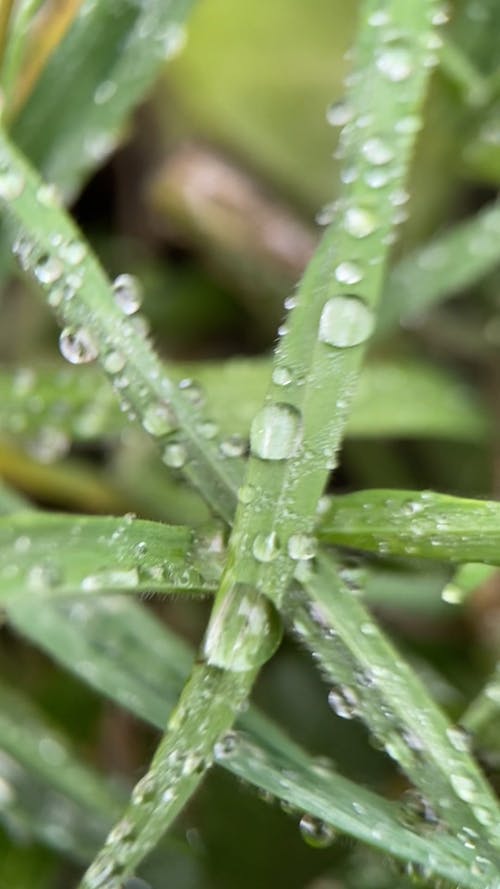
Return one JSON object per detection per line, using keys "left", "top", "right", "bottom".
{"left": 0, "top": 355, "right": 488, "bottom": 448}
{"left": 11, "top": 0, "right": 197, "bottom": 199}
{"left": 319, "top": 488, "right": 500, "bottom": 564}
{"left": 293, "top": 555, "right": 500, "bottom": 866}
{"left": 378, "top": 199, "right": 500, "bottom": 334}
{"left": 0, "top": 512, "right": 216, "bottom": 602}
{"left": 6, "top": 594, "right": 488, "bottom": 888}
{"left": 0, "top": 129, "right": 243, "bottom": 523}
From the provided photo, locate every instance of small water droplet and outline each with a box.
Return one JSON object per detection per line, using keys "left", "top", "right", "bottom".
{"left": 328, "top": 686, "right": 358, "bottom": 719}
{"left": 368, "top": 9, "right": 390, "bottom": 27}
{"left": 37, "top": 183, "right": 61, "bottom": 206}
{"left": 162, "top": 440, "right": 187, "bottom": 468}
{"left": 272, "top": 365, "right": 293, "bottom": 386}
{"left": 343, "top": 206, "right": 377, "bottom": 238}
{"left": 362, "top": 137, "right": 394, "bottom": 165}
{"left": 335, "top": 261, "right": 362, "bottom": 285}
{"left": 250, "top": 403, "right": 302, "bottom": 461}
{"left": 103, "top": 350, "right": 126, "bottom": 374}
{"left": 178, "top": 378, "right": 205, "bottom": 406}
{"left": 446, "top": 726, "right": 471, "bottom": 753}
{"left": 219, "top": 434, "right": 246, "bottom": 458}
{"left": 112, "top": 274, "right": 143, "bottom": 315}
{"left": 213, "top": 731, "right": 238, "bottom": 760}
{"left": 253, "top": 532, "right": 280, "bottom": 562}
{"left": 0, "top": 167, "right": 24, "bottom": 199}
{"left": 376, "top": 45, "right": 413, "bottom": 82}
{"left": 315, "top": 201, "right": 337, "bottom": 226}
{"left": 142, "top": 403, "right": 174, "bottom": 437}
{"left": 319, "top": 295, "right": 374, "bottom": 348}
{"left": 34, "top": 254, "right": 64, "bottom": 284}
{"left": 196, "top": 419, "right": 218, "bottom": 439}
{"left": 59, "top": 327, "right": 98, "bottom": 364}
{"left": 288, "top": 533, "right": 317, "bottom": 560}
{"left": 299, "top": 814, "right": 336, "bottom": 848}
{"left": 94, "top": 80, "right": 117, "bottom": 104}
{"left": 238, "top": 484, "right": 256, "bottom": 504}
{"left": 326, "top": 100, "right": 353, "bottom": 127}
{"left": 59, "top": 239, "right": 86, "bottom": 265}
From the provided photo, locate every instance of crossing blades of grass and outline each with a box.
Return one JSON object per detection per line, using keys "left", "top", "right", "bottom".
{"left": 0, "top": 354, "right": 489, "bottom": 447}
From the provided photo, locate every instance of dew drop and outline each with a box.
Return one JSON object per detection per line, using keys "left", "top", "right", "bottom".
{"left": 112, "top": 273, "right": 143, "bottom": 315}
{"left": 213, "top": 731, "right": 238, "bottom": 760}
{"left": 326, "top": 100, "right": 353, "bottom": 127}
{"left": 315, "top": 201, "right": 337, "bottom": 226}
{"left": 318, "top": 295, "right": 374, "bottom": 348}
{"left": 0, "top": 167, "right": 24, "bottom": 199}
{"left": 59, "top": 327, "right": 98, "bottom": 364}
{"left": 34, "top": 254, "right": 64, "bottom": 284}
{"left": 250, "top": 403, "right": 302, "bottom": 461}
{"left": 362, "top": 137, "right": 394, "bottom": 165}
{"left": 252, "top": 532, "right": 280, "bottom": 562}
{"left": 162, "top": 440, "right": 187, "bottom": 468}
{"left": 287, "top": 533, "right": 317, "bottom": 561}
{"left": 178, "top": 378, "right": 205, "bottom": 406}
{"left": 219, "top": 434, "right": 246, "bottom": 458}
{"left": 272, "top": 365, "right": 293, "bottom": 386}
{"left": 94, "top": 80, "right": 117, "bottom": 104}
{"left": 343, "top": 206, "right": 377, "bottom": 238}
{"left": 59, "top": 239, "right": 86, "bottom": 265}
{"left": 334, "top": 261, "right": 362, "bottom": 285}
{"left": 299, "top": 814, "right": 336, "bottom": 848}
{"left": 328, "top": 686, "right": 358, "bottom": 719}
{"left": 142, "top": 403, "right": 174, "bottom": 437}
{"left": 196, "top": 419, "right": 218, "bottom": 439}
{"left": 103, "top": 350, "right": 126, "bottom": 374}
{"left": 238, "top": 484, "right": 256, "bottom": 504}
{"left": 376, "top": 45, "right": 413, "bottom": 82}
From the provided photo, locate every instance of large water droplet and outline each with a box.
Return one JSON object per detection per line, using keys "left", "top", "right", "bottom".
{"left": 250, "top": 403, "right": 302, "bottom": 460}
{"left": 299, "top": 813, "right": 336, "bottom": 848}
{"left": 252, "top": 532, "right": 280, "bottom": 562}
{"left": 112, "top": 274, "right": 143, "bottom": 315}
{"left": 319, "top": 295, "right": 374, "bottom": 348}
{"left": 59, "top": 327, "right": 98, "bottom": 364}
{"left": 343, "top": 206, "right": 377, "bottom": 238}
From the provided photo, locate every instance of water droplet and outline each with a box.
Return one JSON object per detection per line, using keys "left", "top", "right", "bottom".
{"left": 315, "top": 201, "right": 337, "bottom": 226}
{"left": 160, "top": 22, "right": 187, "bottom": 59}
{"left": 334, "top": 261, "right": 362, "bottom": 285}
{"left": 446, "top": 726, "right": 470, "bottom": 752}
{"left": 299, "top": 814, "right": 336, "bottom": 848}
{"left": 103, "top": 350, "right": 126, "bottom": 374}
{"left": 362, "top": 137, "right": 394, "bottom": 165}
{"left": 178, "top": 378, "right": 205, "bottom": 406}
{"left": 272, "top": 365, "right": 293, "bottom": 386}
{"left": 253, "top": 532, "right": 280, "bottom": 562}
{"left": 364, "top": 168, "right": 390, "bottom": 189}
{"left": 112, "top": 274, "right": 143, "bottom": 315}
{"left": 59, "top": 239, "right": 86, "bottom": 265}
{"left": 450, "top": 773, "right": 477, "bottom": 803}
{"left": 376, "top": 45, "right": 413, "bottom": 82}
{"left": 395, "top": 115, "right": 421, "bottom": 134}
{"left": 94, "top": 80, "right": 117, "bottom": 104}
{"left": 343, "top": 206, "right": 377, "bottom": 238}
{"left": 213, "top": 731, "right": 238, "bottom": 760}
{"left": 319, "top": 295, "right": 374, "bottom": 348}
{"left": 59, "top": 327, "right": 98, "bottom": 364}
{"left": 142, "top": 403, "right": 174, "bottom": 437}
{"left": 0, "top": 167, "right": 24, "bottom": 199}
{"left": 287, "top": 533, "right": 317, "bottom": 560}
{"left": 238, "top": 484, "right": 256, "bottom": 504}
{"left": 368, "top": 9, "right": 390, "bottom": 26}
{"left": 196, "top": 419, "right": 218, "bottom": 439}
{"left": 219, "top": 434, "right": 246, "bottom": 458}
{"left": 250, "top": 403, "right": 302, "bottom": 461}
{"left": 34, "top": 254, "right": 64, "bottom": 284}
{"left": 326, "top": 100, "right": 353, "bottom": 127}
{"left": 37, "top": 183, "right": 61, "bottom": 206}
{"left": 162, "top": 440, "right": 187, "bottom": 468}
{"left": 328, "top": 686, "right": 358, "bottom": 719}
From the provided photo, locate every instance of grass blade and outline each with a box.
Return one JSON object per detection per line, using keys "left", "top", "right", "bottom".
{"left": 0, "top": 128, "right": 243, "bottom": 522}
{"left": 319, "top": 488, "right": 500, "bottom": 564}
{"left": 0, "top": 512, "right": 217, "bottom": 602}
